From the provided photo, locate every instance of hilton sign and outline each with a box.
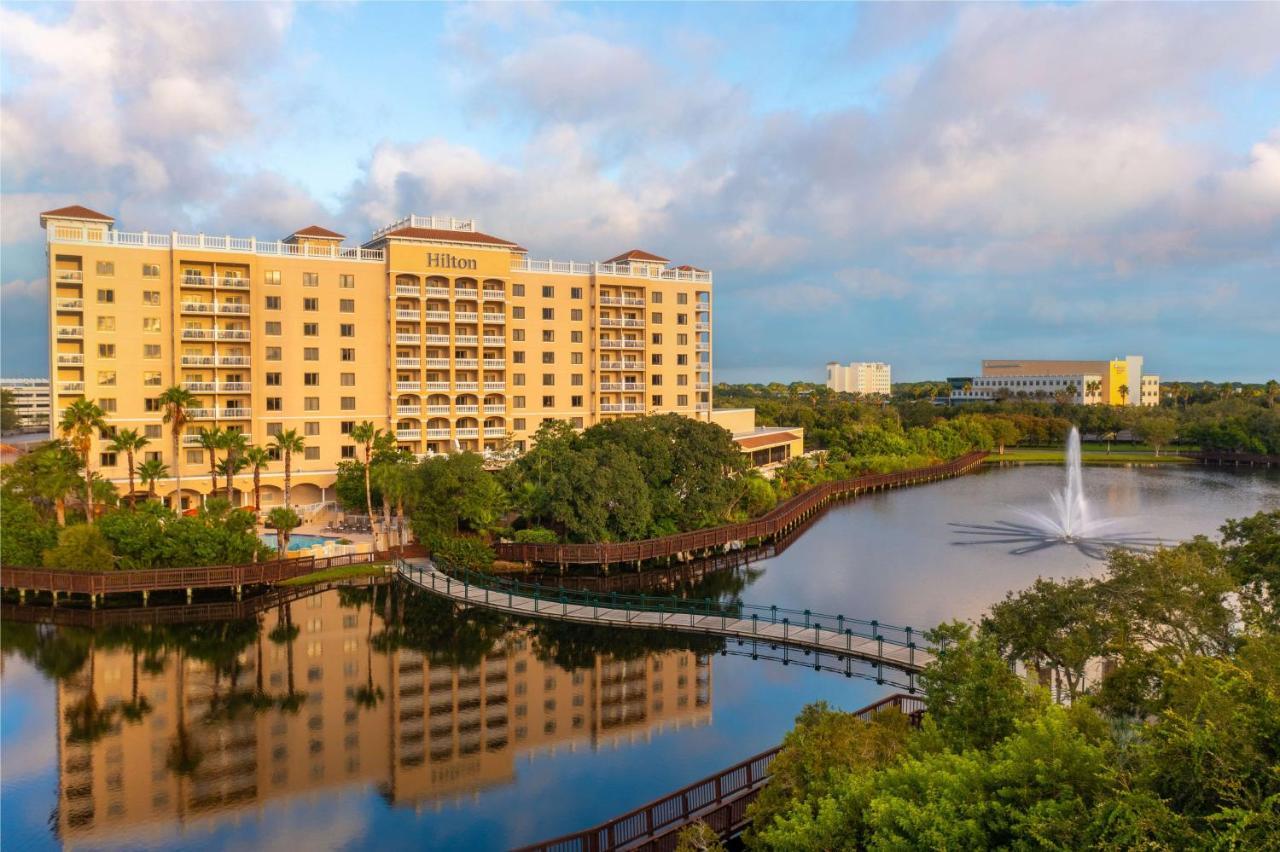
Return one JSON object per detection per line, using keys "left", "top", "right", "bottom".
{"left": 426, "top": 252, "right": 478, "bottom": 270}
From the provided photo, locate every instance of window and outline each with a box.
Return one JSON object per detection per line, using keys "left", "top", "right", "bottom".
{"left": 304, "top": 373, "right": 319, "bottom": 386}
{"left": 142, "top": 263, "right": 160, "bottom": 278}
{"left": 514, "top": 417, "right": 526, "bottom": 429}
{"left": 265, "top": 321, "right": 282, "bottom": 335}
{"left": 142, "top": 290, "right": 160, "bottom": 305}
{"left": 340, "top": 421, "right": 354, "bottom": 435}
{"left": 266, "top": 397, "right": 282, "bottom": 411}
{"left": 340, "top": 373, "right": 355, "bottom": 386}
{"left": 652, "top": 354, "right": 663, "bottom": 365}
{"left": 265, "top": 270, "right": 281, "bottom": 286}
{"left": 337, "top": 348, "right": 354, "bottom": 362}
{"left": 541, "top": 352, "right": 555, "bottom": 364}
{"left": 677, "top": 292, "right": 688, "bottom": 304}
{"left": 571, "top": 373, "right": 583, "bottom": 386}
{"left": 301, "top": 297, "right": 319, "bottom": 312}
{"left": 339, "top": 299, "right": 355, "bottom": 313}
{"left": 677, "top": 333, "right": 688, "bottom": 345}
{"left": 542, "top": 373, "right": 554, "bottom": 386}
{"left": 541, "top": 308, "right": 553, "bottom": 320}
{"left": 677, "top": 374, "right": 688, "bottom": 386}
{"left": 304, "top": 348, "right": 319, "bottom": 361}
{"left": 571, "top": 331, "right": 583, "bottom": 344}
{"left": 340, "top": 324, "right": 354, "bottom": 337}
{"left": 265, "top": 295, "right": 281, "bottom": 310}
{"left": 652, "top": 375, "right": 663, "bottom": 386}
{"left": 143, "top": 371, "right": 161, "bottom": 386}
{"left": 143, "top": 317, "right": 161, "bottom": 332}
{"left": 266, "top": 372, "right": 282, "bottom": 386}
{"left": 96, "top": 261, "right": 114, "bottom": 276}
{"left": 541, "top": 285, "right": 554, "bottom": 298}
{"left": 95, "top": 288, "right": 115, "bottom": 304}
{"left": 677, "top": 313, "right": 688, "bottom": 325}
{"left": 303, "top": 272, "right": 319, "bottom": 287}
{"left": 186, "top": 449, "right": 203, "bottom": 464}
{"left": 652, "top": 333, "right": 662, "bottom": 345}
{"left": 571, "top": 395, "right": 583, "bottom": 407}
{"left": 542, "top": 395, "right": 555, "bottom": 407}
{"left": 341, "top": 445, "right": 356, "bottom": 459}
{"left": 652, "top": 395, "right": 663, "bottom": 406}
{"left": 512, "top": 284, "right": 525, "bottom": 297}
{"left": 570, "top": 308, "right": 583, "bottom": 321}
{"left": 512, "top": 306, "right": 525, "bottom": 319}
{"left": 266, "top": 347, "right": 282, "bottom": 361}
{"left": 145, "top": 424, "right": 162, "bottom": 439}
{"left": 651, "top": 312, "right": 662, "bottom": 324}
{"left": 570, "top": 287, "right": 583, "bottom": 299}
{"left": 144, "top": 398, "right": 162, "bottom": 412}
{"left": 97, "top": 316, "right": 115, "bottom": 331}
{"left": 98, "top": 343, "right": 116, "bottom": 358}
{"left": 512, "top": 329, "right": 525, "bottom": 342}
{"left": 266, "top": 422, "right": 283, "bottom": 437}
{"left": 304, "top": 422, "right": 320, "bottom": 436}
{"left": 305, "top": 397, "right": 320, "bottom": 411}
{"left": 143, "top": 344, "right": 161, "bottom": 359}
{"left": 542, "top": 330, "right": 554, "bottom": 343}
{"left": 339, "top": 274, "right": 354, "bottom": 289}
{"left": 651, "top": 291, "right": 662, "bottom": 304}
{"left": 304, "top": 446, "right": 320, "bottom": 460}
{"left": 340, "top": 397, "right": 355, "bottom": 411}
{"left": 513, "top": 396, "right": 525, "bottom": 409}
{"left": 512, "top": 351, "right": 526, "bottom": 364}
{"left": 677, "top": 394, "right": 688, "bottom": 406}
{"left": 303, "top": 323, "right": 319, "bottom": 336}
{"left": 676, "top": 354, "right": 688, "bottom": 365}
{"left": 513, "top": 374, "right": 525, "bottom": 386}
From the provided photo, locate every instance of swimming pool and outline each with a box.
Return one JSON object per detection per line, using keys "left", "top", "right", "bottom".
{"left": 259, "top": 533, "right": 342, "bottom": 551}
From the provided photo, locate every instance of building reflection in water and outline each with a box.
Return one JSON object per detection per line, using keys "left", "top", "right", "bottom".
{"left": 43, "top": 585, "right": 713, "bottom": 845}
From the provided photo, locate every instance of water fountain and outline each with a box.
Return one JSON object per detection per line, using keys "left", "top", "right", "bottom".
{"left": 951, "top": 426, "right": 1162, "bottom": 558}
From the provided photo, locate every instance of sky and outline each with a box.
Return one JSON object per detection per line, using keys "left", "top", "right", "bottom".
{"left": 2, "top": 1, "right": 1278, "bottom": 383}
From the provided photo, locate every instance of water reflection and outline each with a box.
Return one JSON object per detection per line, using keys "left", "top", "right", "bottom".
{"left": 948, "top": 519, "right": 1166, "bottom": 559}
{"left": 4, "top": 585, "right": 714, "bottom": 847}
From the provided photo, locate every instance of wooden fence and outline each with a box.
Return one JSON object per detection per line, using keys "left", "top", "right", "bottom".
{"left": 1185, "top": 450, "right": 1280, "bottom": 467}
{"left": 496, "top": 452, "right": 988, "bottom": 567}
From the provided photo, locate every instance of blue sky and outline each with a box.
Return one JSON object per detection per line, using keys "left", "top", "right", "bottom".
{"left": 3, "top": 2, "right": 1278, "bottom": 382}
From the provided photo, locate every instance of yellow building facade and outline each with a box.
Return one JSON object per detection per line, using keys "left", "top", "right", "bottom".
{"left": 43, "top": 208, "right": 713, "bottom": 509}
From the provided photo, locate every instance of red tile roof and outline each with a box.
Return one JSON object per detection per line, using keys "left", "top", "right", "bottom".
{"left": 735, "top": 431, "right": 800, "bottom": 450}
{"left": 290, "top": 224, "right": 345, "bottom": 239}
{"left": 378, "top": 227, "right": 524, "bottom": 251}
{"left": 39, "top": 205, "right": 114, "bottom": 224}
{"left": 605, "top": 249, "right": 670, "bottom": 264}
{"left": 672, "top": 264, "right": 706, "bottom": 272}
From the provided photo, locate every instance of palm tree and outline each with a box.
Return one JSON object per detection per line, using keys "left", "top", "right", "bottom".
{"left": 243, "top": 446, "right": 271, "bottom": 513}
{"left": 271, "top": 430, "right": 305, "bottom": 507}
{"left": 58, "top": 398, "right": 107, "bottom": 524}
{"left": 36, "top": 442, "right": 84, "bottom": 526}
{"left": 221, "top": 431, "right": 249, "bottom": 504}
{"left": 1085, "top": 379, "right": 1102, "bottom": 402}
{"left": 350, "top": 421, "right": 382, "bottom": 544}
{"left": 136, "top": 458, "right": 169, "bottom": 502}
{"left": 199, "top": 426, "right": 225, "bottom": 496}
{"left": 159, "top": 386, "right": 197, "bottom": 511}
{"left": 109, "top": 428, "right": 149, "bottom": 508}
{"left": 1118, "top": 384, "right": 1130, "bottom": 406}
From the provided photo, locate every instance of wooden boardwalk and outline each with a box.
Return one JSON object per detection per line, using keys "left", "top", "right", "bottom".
{"left": 398, "top": 559, "right": 934, "bottom": 677}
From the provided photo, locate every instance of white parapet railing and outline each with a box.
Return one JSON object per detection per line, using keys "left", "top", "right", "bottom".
{"left": 49, "top": 224, "right": 385, "bottom": 263}
{"left": 511, "top": 258, "right": 712, "bottom": 282}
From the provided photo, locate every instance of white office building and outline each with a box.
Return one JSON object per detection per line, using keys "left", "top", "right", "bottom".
{"left": 1, "top": 378, "right": 52, "bottom": 432}
{"left": 825, "top": 361, "right": 891, "bottom": 395}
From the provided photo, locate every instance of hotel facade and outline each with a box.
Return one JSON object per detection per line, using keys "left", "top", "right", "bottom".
{"left": 43, "top": 207, "right": 713, "bottom": 509}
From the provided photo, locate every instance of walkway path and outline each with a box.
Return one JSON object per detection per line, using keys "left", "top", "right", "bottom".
{"left": 397, "top": 559, "right": 934, "bottom": 680}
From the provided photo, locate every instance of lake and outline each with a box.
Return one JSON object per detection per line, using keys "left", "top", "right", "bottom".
{"left": 3, "top": 463, "right": 1277, "bottom": 850}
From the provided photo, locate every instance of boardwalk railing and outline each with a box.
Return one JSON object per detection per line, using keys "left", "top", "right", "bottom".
{"left": 1185, "top": 450, "right": 1280, "bottom": 467}
{"left": 515, "top": 692, "right": 926, "bottom": 852}
{"left": 495, "top": 452, "right": 988, "bottom": 566}
{"left": 398, "top": 560, "right": 935, "bottom": 683}
{"left": 1, "top": 546, "right": 423, "bottom": 597}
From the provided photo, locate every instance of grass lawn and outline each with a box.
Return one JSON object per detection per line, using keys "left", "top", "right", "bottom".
{"left": 279, "top": 563, "right": 391, "bottom": 586}
{"left": 989, "top": 448, "right": 1194, "bottom": 465}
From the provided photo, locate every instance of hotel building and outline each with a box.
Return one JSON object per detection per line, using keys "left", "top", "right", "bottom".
{"left": 825, "top": 361, "right": 891, "bottom": 396}
{"left": 949, "top": 356, "right": 1160, "bottom": 406}
{"left": 0, "top": 377, "right": 52, "bottom": 432}
{"left": 42, "top": 207, "right": 713, "bottom": 509}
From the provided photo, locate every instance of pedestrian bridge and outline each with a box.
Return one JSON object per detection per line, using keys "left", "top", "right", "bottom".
{"left": 397, "top": 559, "right": 934, "bottom": 688}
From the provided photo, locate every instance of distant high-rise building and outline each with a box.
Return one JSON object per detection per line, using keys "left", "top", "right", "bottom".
{"left": 825, "top": 361, "right": 891, "bottom": 395}
{"left": 0, "top": 377, "right": 51, "bottom": 432}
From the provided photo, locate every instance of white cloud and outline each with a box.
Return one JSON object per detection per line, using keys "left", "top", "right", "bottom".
{"left": 1, "top": 277, "right": 47, "bottom": 300}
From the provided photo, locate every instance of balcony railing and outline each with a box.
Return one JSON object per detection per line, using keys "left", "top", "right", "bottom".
{"left": 396, "top": 429, "right": 422, "bottom": 440}
{"left": 189, "top": 407, "right": 252, "bottom": 420}
{"left": 483, "top": 404, "right": 506, "bottom": 415}
{"left": 426, "top": 428, "right": 451, "bottom": 439}
{"left": 396, "top": 309, "right": 421, "bottom": 321}
{"left": 216, "top": 329, "right": 251, "bottom": 341}
{"left": 56, "top": 298, "right": 84, "bottom": 311}
{"left": 599, "top": 361, "right": 644, "bottom": 371}
{"left": 395, "top": 285, "right": 420, "bottom": 297}
{"left": 601, "top": 403, "right": 646, "bottom": 413}
{"left": 426, "top": 334, "right": 450, "bottom": 345}
{"left": 599, "top": 295, "right": 646, "bottom": 307}
{"left": 600, "top": 382, "right": 644, "bottom": 391}
{"left": 455, "top": 427, "right": 479, "bottom": 438}
{"left": 56, "top": 354, "right": 85, "bottom": 366}
{"left": 396, "top": 358, "right": 422, "bottom": 369}
{"left": 455, "top": 381, "right": 479, "bottom": 392}
{"left": 56, "top": 326, "right": 85, "bottom": 338}
{"left": 454, "top": 405, "right": 479, "bottom": 415}
{"left": 426, "top": 381, "right": 450, "bottom": 392}
{"left": 425, "top": 286, "right": 449, "bottom": 298}
{"left": 423, "top": 310, "right": 448, "bottom": 322}
{"left": 483, "top": 427, "right": 506, "bottom": 438}
{"left": 482, "top": 336, "right": 505, "bottom": 347}
{"left": 454, "top": 288, "right": 478, "bottom": 299}
{"left": 481, "top": 313, "right": 505, "bottom": 324}
{"left": 696, "top": 322, "right": 710, "bottom": 331}
{"left": 48, "top": 224, "right": 385, "bottom": 261}
{"left": 58, "top": 381, "right": 85, "bottom": 393}
{"left": 454, "top": 358, "right": 478, "bottom": 369}
{"left": 482, "top": 290, "right": 505, "bottom": 301}
{"left": 180, "top": 328, "right": 214, "bottom": 340}
{"left": 396, "top": 333, "right": 421, "bottom": 345}
{"left": 426, "top": 405, "right": 450, "bottom": 415}
{"left": 423, "top": 358, "right": 448, "bottom": 368}
{"left": 454, "top": 311, "right": 478, "bottom": 322}
{"left": 181, "top": 381, "right": 251, "bottom": 393}
{"left": 483, "top": 381, "right": 506, "bottom": 392}
{"left": 600, "top": 339, "right": 644, "bottom": 349}
{"left": 396, "top": 382, "right": 421, "bottom": 392}
{"left": 180, "top": 355, "right": 250, "bottom": 367}
{"left": 455, "top": 335, "right": 478, "bottom": 345}
{"left": 482, "top": 359, "right": 505, "bottom": 369}
{"left": 55, "top": 270, "right": 84, "bottom": 282}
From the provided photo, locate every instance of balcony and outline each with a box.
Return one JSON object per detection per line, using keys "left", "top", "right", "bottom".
{"left": 696, "top": 341, "right": 711, "bottom": 350}
{"left": 482, "top": 336, "right": 505, "bottom": 347}
{"left": 396, "top": 429, "right": 422, "bottom": 441}
{"left": 216, "top": 329, "right": 251, "bottom": 341}
{"left": 600, "top": 339, "right": 644, "bottom": 349}
{"left": 190, "top": 408, "right": 252, "bottom": 420}
{"left": 481, "top": 313, "right": 505, "bottom": 325}
{"left": 396, "top": 357, "right": 422, "bottom": 369}
{"left": 397, "top": 405, "right": 422, "bottom": 416}
{"left": 422, "top": 358, "right": 447, "bottom": 369}
{"left": 599, "top": 360, "right": 643, "bottom": 370}
{"left": 483, "top": 404, "right": 505, "bottom": 415}
{"left": 482, "top": 290, "right": 505, "bottom": 301}
{"left": 426, "top": 428, "right": 451, "bottom": 439}
{"left": 181, "top": 275, "right": 214, "bottom": 288}
{"left": 696, "top": 382, "right": 710, "bottom": 390}
{"left": 182, "top": 381, "right": 216, "bottom": 392}
{"left": 455, "top": 358, "right": 478, "bottom": 369}
{"left": 484, "top": 427, "right": 506, "bottom": 438}
{"left": 181, "top": 381, "right": 251, "bottom": 393}
{"left": 600, "top": 295, "right": 645, "bottom": 307}
{"left": 58, "top": 381, "right": 85, "bottom": 394}
{"left": 180, "top": 355, "right": 251, "bottom": 367}
{"left": 601, "top": 403, "right": 645, "bottom": 413}
{"left": 56, "top": 298, "right": 84, "bottom": 311}
{"left": 696, "top": 322, "right": 710, "bottom": 331}
{"left": 455, "top": 335, "right": 478, "bottom": 345}
{"left": 455, "top": 381, "right": 479, "bottom": 392}
{"left": 55, "top": 270, "right": 84, "bottom": 282}
{"left": 395, "top": 285, "right": 420, "bottom": 297}
{"left": 396, "top": 309, "right": 421, "bottom": 321}
{"left": 600, "top": 382, "right": 644, "bottom": 391}
{"left": 396, "top": 333, "right": 421, "bottom": 345}
{"left": 56, "top": 353, "right": 85, "bottom": 366}
{"left": 425, "top": 286, "right": 449, "bottom": 298}
{"left": 483, "top": 381, "right": 506, "bottom": 392}
{"left": 454, "top": 288, "right": 478, "bottom": 299}
{"left": 455, "top": 427, "right": 479, "bottom": 438}
{"left": 599, "top": 317, "right": 644, "bottom": 328}
{"left": 396, "top": 381, "right": 421, "bottom": 392}
{"left": 425, "top": 334, "right": 450, "bottom": 345}
{"left": 426, "top": 381, "right": 450, "bottom": 392}
{"left": 455, "top": 404, "right": 479, "bottom": 415}
{"left": 425, "top": 310, "right": 449, "bottom": 322}
{"left": 482, "top": 359, "right": 505, "bottom": 369}
{"left": 56, "top": 326, "right": 84, "bottom": 339}
{"left": 696, "top": 402, "right": 711, "bottom": 411}
{"left": 219, "top": 277, "right": 250, "bottom": 289}
{"left": 455, "top": 311, "right": 479, "bottom": 323}
{"left": 426, "top": 405, "right": 450, "bottom": 415}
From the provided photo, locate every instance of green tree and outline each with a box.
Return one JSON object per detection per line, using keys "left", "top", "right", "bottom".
{"left": 58, "top": 397, "right": 107, "bottom": 524}
{"left": 34, "top": 441, "right": 84, "bottom": 526}
{"left": 919, "top": 623, "right": 1033, "bottom": 752}
{"left": 266, "top": 506, "right": 301, "bottom": 558}
{"left": 987, "top": 418, "right": 1021, "bottom": 455}
{"left": 43, "top": 523, "right": 116, "bottom": 570}
{"left": 198, "top": 426, "right": 225, "bottom": 495}
{"left": 0, "top": 488, "right": 58, "bottom": 565}
{"left": 271, "top": 429, "right": 305, "bottom": 507}
{"left": 412, "top": 452, "right": 508, "bottom": 537}
{"left": 0, "top": 387, "right": 19, "bottom": 432}
{"left": 1133, "top": 415, "right": 1178, "bottom": 456}
{"left": 109, "top": 428, "right": 149, "bottom": 507}
{"left": 350, "top": 421, "right": 382, "bottom": 543}
{"left": 243, "top": 445, "right": 271, "bottom": 512}
{"left": 136, "top": 458, "right": 169, "bottom": 501}
{"left": 219, "top": 430, "right": 249, "bottom": 503}
{"left": 158, "top": 385, "right": 196, "bottom": 510}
